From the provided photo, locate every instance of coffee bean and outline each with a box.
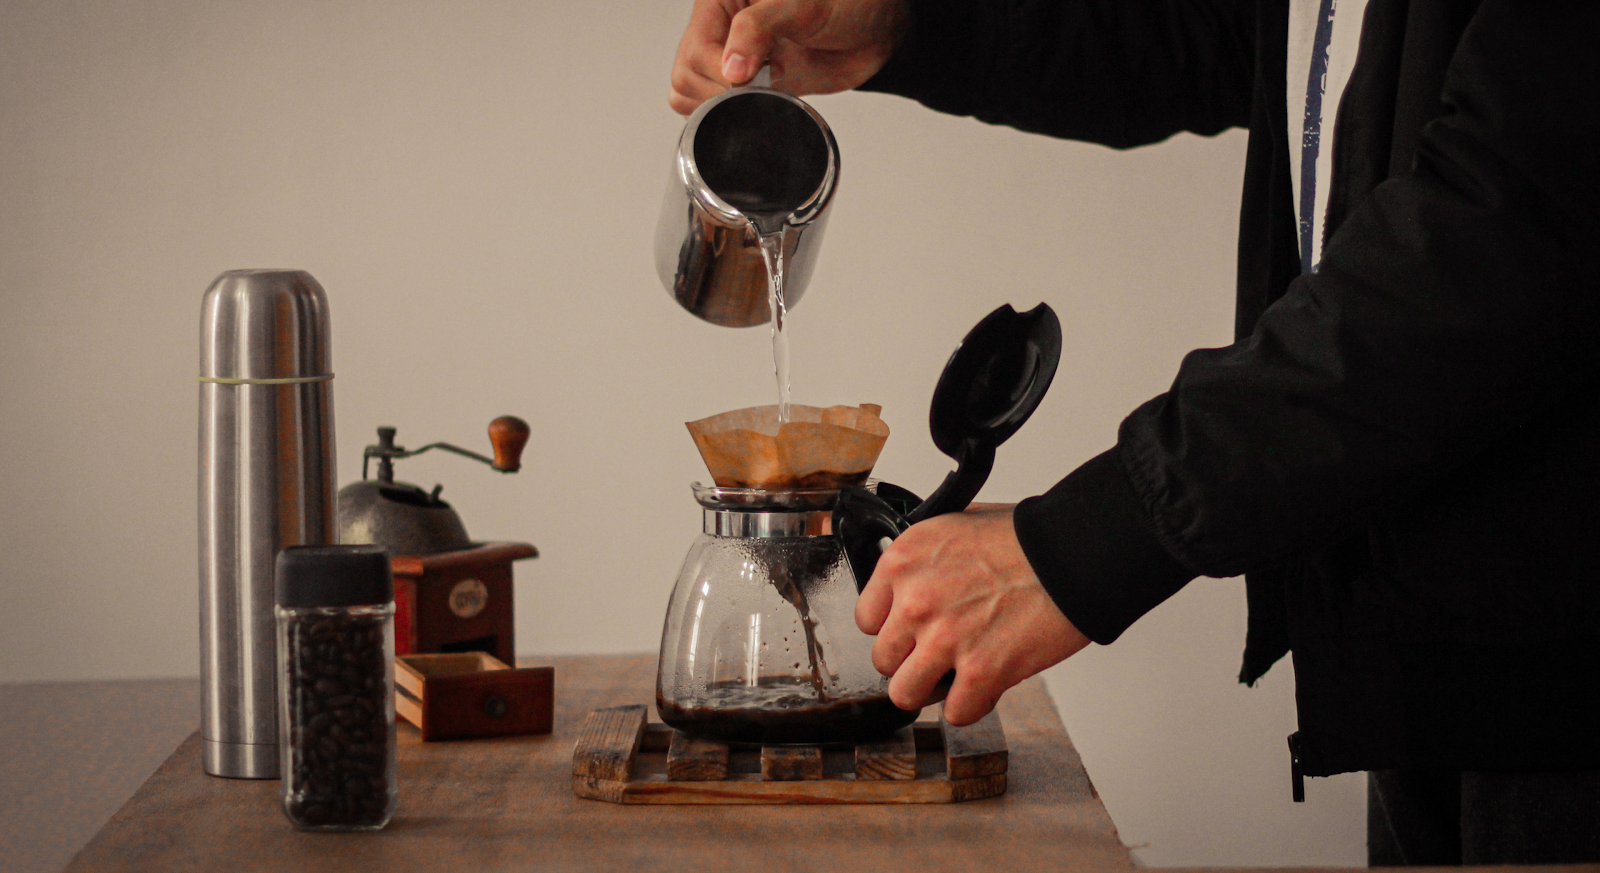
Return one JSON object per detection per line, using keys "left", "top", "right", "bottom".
{"left": 313, "top": 678, "right": 344, "bottom": 696}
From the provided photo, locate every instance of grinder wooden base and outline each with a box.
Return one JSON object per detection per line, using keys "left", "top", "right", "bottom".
{"left": 572, "top": 704, "right": 1006, "bottom": 804}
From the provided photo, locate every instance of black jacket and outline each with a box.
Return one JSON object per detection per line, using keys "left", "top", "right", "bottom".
{"left": 861, "top": 0, "right": 1600, "bottom": 777}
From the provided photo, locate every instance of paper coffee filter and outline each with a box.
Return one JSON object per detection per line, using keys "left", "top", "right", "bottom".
{"left": 688, "top": 404, "right": 890, "bottom": 490}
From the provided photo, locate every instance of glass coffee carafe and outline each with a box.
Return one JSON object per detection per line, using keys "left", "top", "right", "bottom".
{"left": 655, "top": 483, "right": 918, "bottom": 745}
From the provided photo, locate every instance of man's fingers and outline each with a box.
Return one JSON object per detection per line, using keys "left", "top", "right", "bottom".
{"left": 870, "top": 620, "right": 914, "bottom": 677}
{"left": 940, "top": 666, "right": 1000, "bottom": 727}
{"left": 886, "top": 646, "right": 952, "bottom": 712}
{"left": 854, "top": 571, "right": 893, "bottom": 635}
{"left": 669, "top": 0, "right": 737, "bottom": 113}
{"left": 672, "top": 0, "right": 906, "bottom": 110}
{"left": 681, "top": 0, "right": 735, "bottom": 59}
{"left": 670, "top": 64, "right": 729, "bottom": 115}
{"left": 723, "top": 0, "right": 825, "bottom": 84}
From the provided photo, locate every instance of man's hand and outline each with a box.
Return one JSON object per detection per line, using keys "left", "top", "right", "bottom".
{"left": 670, "top": 0, "right": 910, "bottom": 115}
{"left": 855, "top": 504, "right": 1092, "bottom": 726}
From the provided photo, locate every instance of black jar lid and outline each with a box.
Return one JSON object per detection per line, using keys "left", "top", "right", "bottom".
{"left": 276, "top": 544, "right": 393, "bottom": 608}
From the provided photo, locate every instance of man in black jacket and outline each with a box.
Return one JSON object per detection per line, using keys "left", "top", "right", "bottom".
{"left": 671, "top": 0, "right": 1599, "bottom": 863}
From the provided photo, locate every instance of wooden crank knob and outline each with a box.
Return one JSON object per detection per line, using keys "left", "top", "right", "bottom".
{"left": 488, "top": 416, "right": 530, "bottom": 472}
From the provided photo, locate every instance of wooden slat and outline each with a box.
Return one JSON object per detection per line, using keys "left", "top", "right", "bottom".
{"left": 911, "top": 721, "right": 944, "bottom": 749}
{"left": 854, "top": 725, "right": 916, "bottom": 781}
{"left": 760, "top": 745, "right": 823, "bottom": 781}
{"left": 942, "top": 709, "right": 1008, "bottom": 780}
{"left": 571, "top": 774, "right": 629, "bottom": 804}
{"left": 948, "top": 773, "right": 1008, "bottom": 803}
{"left": 571, "top": 704, "right": 646, "bottom": 782}
{"left": 666, "top": 732, "right": 729, "bottom": 781}
{"left": 574, "top": 773, "right": 1007, "bottom": 805}
{"left": 640, "top": 723, "right": 674, "bottom": 753}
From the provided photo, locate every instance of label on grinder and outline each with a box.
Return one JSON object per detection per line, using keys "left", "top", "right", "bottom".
{"left": 448, "top": 578, "right": 489, "bottom": 619}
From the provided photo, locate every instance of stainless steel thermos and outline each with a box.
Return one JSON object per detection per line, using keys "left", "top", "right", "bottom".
{"left": 199, "top": 269, "right": 336, "bottom": 779}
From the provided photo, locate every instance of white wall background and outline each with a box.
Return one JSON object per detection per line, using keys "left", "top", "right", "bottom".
{"left": 0, "top": 1, "right": 1364, "bottom": 865}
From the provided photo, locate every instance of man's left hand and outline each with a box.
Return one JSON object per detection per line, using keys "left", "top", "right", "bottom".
{"left": 855, "top": 504, "right": 1091, "bottom": 726}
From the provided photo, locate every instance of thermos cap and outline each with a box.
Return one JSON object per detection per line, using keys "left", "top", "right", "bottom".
{"left": 200, "top": 269, "right": 332, "bottom": 381}
{"left": 276, "top": 545, "right": 393, "bottom": 608}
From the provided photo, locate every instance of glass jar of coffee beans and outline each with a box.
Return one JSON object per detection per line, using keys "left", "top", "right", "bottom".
{"left": 275, "top": 545, "right": 397, "bottom": 831}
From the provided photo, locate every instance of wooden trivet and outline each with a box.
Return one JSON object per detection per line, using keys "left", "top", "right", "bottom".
{"left": 571, "top": 704, "right": 1007, "bottom": 804}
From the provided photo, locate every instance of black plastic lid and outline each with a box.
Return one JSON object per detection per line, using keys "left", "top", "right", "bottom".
{"left": 276, "top": 545, "right": 393, "bottom": 608}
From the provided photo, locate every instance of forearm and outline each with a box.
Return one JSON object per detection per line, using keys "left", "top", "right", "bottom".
{"left": 857, "top": 0, "right": 1257, "bottom": 148}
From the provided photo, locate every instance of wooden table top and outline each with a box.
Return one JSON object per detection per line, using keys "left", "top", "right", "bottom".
{"left": 61, "top": 653, "right": 1137, "bottom": 873}
{"left": 0, "top": 677, "right": 199, "bottom": 873}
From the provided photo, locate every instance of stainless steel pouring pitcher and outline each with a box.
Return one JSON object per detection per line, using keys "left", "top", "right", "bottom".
{"left": 655, "top": 84, "right": 839, "bottom": 327}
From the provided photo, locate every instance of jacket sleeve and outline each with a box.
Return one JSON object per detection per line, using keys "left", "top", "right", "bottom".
{"left": 857, "top": 0, "right": 1256, "bottom": 148}
{"left": 1015, "top": 0, "right": 1600, "bottom": 643}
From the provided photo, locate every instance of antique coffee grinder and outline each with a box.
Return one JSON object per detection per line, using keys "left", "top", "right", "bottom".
{"left": 337, "top": 416, "right": 536, "bottom": 666}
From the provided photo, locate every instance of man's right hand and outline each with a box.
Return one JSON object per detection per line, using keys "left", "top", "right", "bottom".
{"left": 670, "top": 0, "right": 910, "bottom": 115}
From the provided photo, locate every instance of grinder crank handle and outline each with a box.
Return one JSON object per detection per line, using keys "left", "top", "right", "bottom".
{"left": 488, "top": 416, "right": 531, "bottom": 472}
{"left": 362, "top": 416, "right": 530, "bottom": 479}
